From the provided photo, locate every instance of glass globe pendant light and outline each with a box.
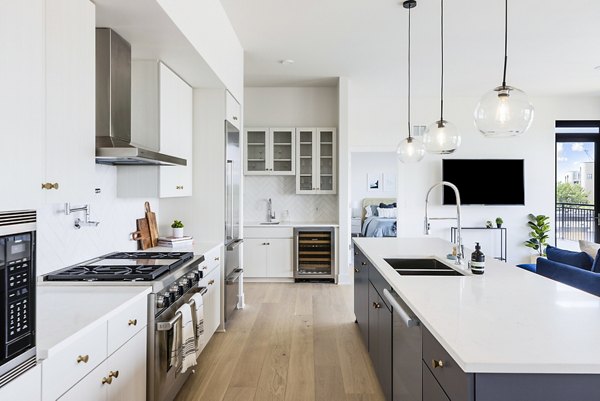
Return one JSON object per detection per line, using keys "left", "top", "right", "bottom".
{"left": 474, "top": 0, "right": 534, "bottom": 137}
{"left": 423, "top": 0, "right": 460, "bottom": 154}
{"left": 397, "top": 0, "right": 426, "bottom": 164}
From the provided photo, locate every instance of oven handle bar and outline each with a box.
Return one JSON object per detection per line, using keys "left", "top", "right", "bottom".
{"left": 156, "top": 287, "right": 207, "bottom": 331}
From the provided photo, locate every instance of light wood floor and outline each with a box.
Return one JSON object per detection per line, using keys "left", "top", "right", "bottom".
{"left": 175, "top": 283, "right": 385, "bottom": 401}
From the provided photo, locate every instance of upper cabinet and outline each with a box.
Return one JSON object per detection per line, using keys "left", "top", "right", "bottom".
{"left": 245, "top": 128, "right": 296, "bottom": 176}
{"left": 296, "top": 128, "right": 337, "bottom": 194}
{"left": 118, "top": 62, "right": 193, "bottom": 198}
{"left": 0, "top": 0, "right": 45, "bottom": 211}
{"left": 44, "top": 0, "right": 96, "bottom": 204}
{"left": 226, "top": 91, "right": 241, "bottom": 130}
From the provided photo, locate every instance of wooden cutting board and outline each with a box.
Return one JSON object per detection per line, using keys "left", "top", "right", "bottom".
{"left": 145, "top": 201, "right": 159, "bottom": 247}
{"left": 132, "top": 218, "right": 152, "bottom": 250}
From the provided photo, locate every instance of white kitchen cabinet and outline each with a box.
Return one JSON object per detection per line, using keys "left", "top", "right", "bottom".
{"left": 58, "top": 329, "right": 147, "bottom": 401}
{"left": 245, "top": 128, "right": 295, "bottom": 175}
{"left": 118, "top": 61, "right": 193, "bottom": 198}
{"left": 0, "top": 0, "right": 44, "bottom": 211}
{"left": 243, "top": 237, "right": 293, "bottom": 279}
{"left": 0, "top": 364, "right": 41, "bottom": 401}
{"left": 296, "top": 128, "right": 337, "bottom": 194}
{"left": 226, "top": 90, "right": 241, "bottom": 130}
{"left": 203, "top": 266, "right": 222, "bottom": 338}
{"left": 44, "top": 0, "right": 96, "bottom": 203}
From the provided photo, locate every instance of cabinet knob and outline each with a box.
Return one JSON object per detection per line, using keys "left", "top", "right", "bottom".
{"left": 109, "top": 370, "right": 119, "bottom": 378}
{"left": 41, "top": 182, "right": 59, "bottom": 190}
{"left": 214, "top": 257, "right": 220, "bottom": 261}
{"left": 432, "top": 359, "right": 445, "bottom": 369}
{"left": 209, "top": 279, "right": 215, "bottom": 285}
{"left": 354, "top": 268, "right": 359, "bottom": 273}
{"left": 176, "top": 185, "right": 184, "bottom": 190}
{"left": 372, "top": 302, "right": 381, "bottom": 309}
{"left": 354, "top": 251, "right": 358, "bottom": 256}
{"left": 76, "top": 354, "right": 89, "bottom": 364}
{"left": 233, "top": 116, "right": 238, "bottom": 121}
{"left": 361, "top": 262, "right": 367, "bottom": 266}
{"left": 102, "top": 376, "right": 113, "bottom": 385}
{"left": 128, "top": 319, "right": 137, "bottom": 326}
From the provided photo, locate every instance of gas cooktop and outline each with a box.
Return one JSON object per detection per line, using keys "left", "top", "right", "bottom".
{"left": 44, "top": 251, "right": 194, "bottom": 282}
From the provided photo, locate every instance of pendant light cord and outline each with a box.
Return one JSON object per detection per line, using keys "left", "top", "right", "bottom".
{"left": 407, "top": 4, "right": 412, "bottom": 139}
{"left": 502, "top": 0, "right": 508, "bottom": 88}
{"left": 439, "top": 0, "right": 444, "bottom": 122}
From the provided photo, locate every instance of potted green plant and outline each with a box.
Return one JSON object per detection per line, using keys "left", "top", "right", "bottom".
{"left": 495, "top": 217, "right": 503, "bottom": 228}
{"left": 524, "top": 214, "right": 550, "bottom": 263}
{"left": 171, "top": 220, "right": 184, "bottom": 238}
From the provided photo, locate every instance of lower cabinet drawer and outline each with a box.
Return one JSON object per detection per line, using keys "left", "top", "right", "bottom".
{"left": 422, "top": 327, "right": 474, "bottom": 401}
{"left": 423, "top": 360, "right": 450, "bottom": 401}
{"left": 42, "top": 325, "right": 108, "bottom": 401}
{"left": 107, "top": 295, "right": 147, "bottom": 355}
{"left": 204, "top": 245, "right": 221, "bottom": 273}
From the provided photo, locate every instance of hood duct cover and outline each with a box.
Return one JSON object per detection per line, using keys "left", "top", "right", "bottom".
{"left": 95, "top": 28, "right": 186, "bottom": 166}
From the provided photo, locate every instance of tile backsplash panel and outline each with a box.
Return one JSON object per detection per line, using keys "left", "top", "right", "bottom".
{"left": 244, "top": 176, "right": 338, "bottom": 223}
{"left": 37, "top": 165, "right": 158, "bottom": 276}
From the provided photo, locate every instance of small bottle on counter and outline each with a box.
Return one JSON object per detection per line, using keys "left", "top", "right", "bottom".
{"left": 470, "top": 242, "right": 485, "bottom": 275}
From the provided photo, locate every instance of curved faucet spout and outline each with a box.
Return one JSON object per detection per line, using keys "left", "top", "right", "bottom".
{"left": 424, "top": 181, "right": 464, "bottom": 265}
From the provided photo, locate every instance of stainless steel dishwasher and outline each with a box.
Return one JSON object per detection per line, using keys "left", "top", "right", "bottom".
{"left": 383, "top": 289, "right": 422, "bottom": 401}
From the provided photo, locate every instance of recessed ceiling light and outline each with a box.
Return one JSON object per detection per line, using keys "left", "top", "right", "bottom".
{"left": 279, "top": 59, "right": 295, "bottom": 65}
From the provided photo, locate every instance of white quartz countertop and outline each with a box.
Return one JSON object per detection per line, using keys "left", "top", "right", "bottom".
{"left": 353, "top": 237, "right": 600, "bottom": 374}
{"left": 148, "top": 240, "right": 222, "bottom": 255}
{"left": 37, "top": 286, "right": 151, "bottom": 359}
{"left": 244, "top": 221, "right": 338, "bottom": 227}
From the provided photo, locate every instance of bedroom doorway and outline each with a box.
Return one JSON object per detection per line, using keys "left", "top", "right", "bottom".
{"left": 555, "top": 121, "right": 600, "bottom": 250}
{"left": 350, "top": 151, "right": 398, "bottom": 238}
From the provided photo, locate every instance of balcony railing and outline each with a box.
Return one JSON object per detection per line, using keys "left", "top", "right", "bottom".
{"left": 556, "top": 202, "right": 595, "bottom": 242}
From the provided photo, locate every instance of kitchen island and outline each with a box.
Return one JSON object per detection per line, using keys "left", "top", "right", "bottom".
{"left": 353, "top": 237, "right": 600, "bottom": 401}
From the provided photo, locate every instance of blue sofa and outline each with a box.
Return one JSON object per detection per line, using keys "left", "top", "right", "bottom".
{"left": 517, "top": 246, "right": 600, "bottom": 297}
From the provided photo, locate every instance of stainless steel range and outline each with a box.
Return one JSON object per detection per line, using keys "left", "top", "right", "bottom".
{"left": 44, "top": 251, "right": 206, "bottom": 401}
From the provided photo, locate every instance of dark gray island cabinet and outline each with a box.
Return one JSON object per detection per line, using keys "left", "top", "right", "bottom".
{"left": 353, "top": 247, "right": 600, "bottom": 401}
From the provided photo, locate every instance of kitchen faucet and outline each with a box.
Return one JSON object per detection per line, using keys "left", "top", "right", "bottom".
{"left": 424, "top": 181, "right": 464, "bottom": 265}
{"left": 266, "top": 198, "right": 276, "bottom": 223}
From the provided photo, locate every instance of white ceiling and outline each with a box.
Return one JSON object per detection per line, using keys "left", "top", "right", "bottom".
{"left": 220, "top": 0, "right": 600, "bottom": 96}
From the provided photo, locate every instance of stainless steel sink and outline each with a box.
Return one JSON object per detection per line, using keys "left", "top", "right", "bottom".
{"left": 384, "top": 258, "right": 465, "bottom": 276}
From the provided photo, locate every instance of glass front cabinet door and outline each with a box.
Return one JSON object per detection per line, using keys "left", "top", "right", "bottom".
{"left": 245, "top": 128, "right": 295, "bottom": 175}
{"left": 296, "top": 128, "right": 337, "bottom": 194}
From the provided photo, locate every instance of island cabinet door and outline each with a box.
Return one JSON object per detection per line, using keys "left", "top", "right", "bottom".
{"left": 423, "top": 361, "right": 450, "bottom": 401}
{"left": 368, "top": 282, "right": 392, "bottom": 401}
{"left": 353, "top": 248, "right": 369, "bottom": 346}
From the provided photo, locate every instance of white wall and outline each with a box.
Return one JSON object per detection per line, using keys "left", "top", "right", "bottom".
{"left": 350, "top": 152, "right": 398, "bottom": 216}
{"left": 244, "top": 86, "right": 340, "bottom": 224}
{"left": 37, "top": 165, "right": 157, "bottom": 276}
{"left": 344, "top": 78, "right": 600, "bottom": 265}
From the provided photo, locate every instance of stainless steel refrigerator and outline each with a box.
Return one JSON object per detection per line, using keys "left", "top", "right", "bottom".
{"left": 224, "top": 120, "right": 243, "bottom": 323}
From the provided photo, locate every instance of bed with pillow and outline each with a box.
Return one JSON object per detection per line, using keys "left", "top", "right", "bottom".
{"left": 361, "top": 198, "right": 398, "bottom": 237}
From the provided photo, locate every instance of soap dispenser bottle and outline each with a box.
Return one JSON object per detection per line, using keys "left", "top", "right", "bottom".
{"left": 470, "top": 242, "right": 485, "bottom": 275}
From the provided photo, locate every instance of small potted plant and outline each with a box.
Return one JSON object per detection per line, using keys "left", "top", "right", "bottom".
{"left": 495, "top": 217, "right": 503, "bottom": 228}
{"left": 171, "top": 220, "right": 184, "bottom": 238}
{"left": 524, "top": 214, "right": 550, "bottom": 263}
{"left": 485, "top": 220, "right": 493, "bottom": 228}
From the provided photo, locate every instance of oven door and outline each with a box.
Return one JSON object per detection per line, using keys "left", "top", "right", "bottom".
{"left": 150, "top": 287, "right": 205, "bottom": 401}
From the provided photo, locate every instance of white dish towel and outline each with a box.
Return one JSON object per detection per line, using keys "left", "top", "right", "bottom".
{"left": 176, "top": 302, "right": 197, "bottom": 373}
{"left": 191, "top": 292, "right": 206, "bottom": 358}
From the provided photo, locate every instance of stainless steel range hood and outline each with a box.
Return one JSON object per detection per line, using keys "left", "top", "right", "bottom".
{"left": 95, "top": 28, "right": 186, "bottom": 166}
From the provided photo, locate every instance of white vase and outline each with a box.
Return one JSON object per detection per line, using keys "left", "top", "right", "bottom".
{"left": 173, "top": 227, "right": 184, "bottom": 238}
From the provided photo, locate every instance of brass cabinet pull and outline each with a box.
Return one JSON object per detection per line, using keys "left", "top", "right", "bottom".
{"left": 102, "top": 376, "right": 113, "bottom": 385}
{"left": 128, "top": 319, "right": 137, "bottom": 326}
{"left": 41, "top": 182, "right": 59, "bottom": 190}
{"left": 76, "top": 354, "right": 89, "bottom": 364}
{"left": 233, "top": 116, "right": 238, "bottom": 121}
{"left": 176, "top": 185, "right": 184, "bottom": 190}
{"left": 109, "top": 370, "right": 119, "bottom": 378}
{"left": 373, "top": 302, "right": 381, "bottom": 309}
{"left": 214, "top": 257, "right": 220, "bottom": 261}
{"left": 354, "top": 251, "right": 358, "bottom": 256}
{"left": 354, "top": 268, "right": 359, "bottom": 273}
{"left": 361, "top": 262, "right": 367, "bottom": 266}
{"left": 432, "top": 359, "right": 444, "bottom": 369}
{"left": 201, "top": 264, "right": 207, "bottom": 270}
{"left": 209, "top": 279, "right": 215, "bottom": 285}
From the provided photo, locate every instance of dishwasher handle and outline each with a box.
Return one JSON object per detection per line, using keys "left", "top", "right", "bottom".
{"left": 383, "top": 288, "right": 419, "bottom": 328}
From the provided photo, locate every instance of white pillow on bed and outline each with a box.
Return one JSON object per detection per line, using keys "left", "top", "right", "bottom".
{"left": 365, "top": 205, "right": 373, "bottom": 217}
{"left": 377, "top": 207, "right": 397, "bottom": 218}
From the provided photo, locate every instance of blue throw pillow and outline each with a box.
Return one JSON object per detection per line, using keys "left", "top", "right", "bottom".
{"left": 379, "top": 202, "right": 397, "bottom": 208}
{"left": 546, "top": 245, "right": 593, "bottom": 271}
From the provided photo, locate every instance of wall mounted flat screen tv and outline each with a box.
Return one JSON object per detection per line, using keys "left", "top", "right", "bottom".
{"left": 442, "top": 159, "right": 525, "bottom": 205}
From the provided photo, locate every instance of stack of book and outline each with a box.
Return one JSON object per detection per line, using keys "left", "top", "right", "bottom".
{"left": 157, "top": 236, "right": 194, "bottom": 248}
